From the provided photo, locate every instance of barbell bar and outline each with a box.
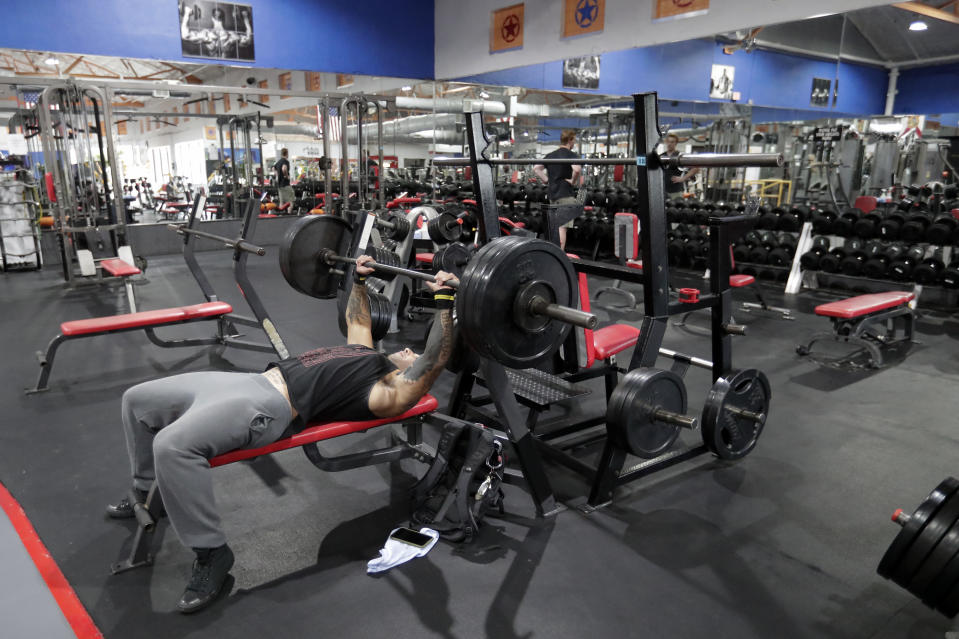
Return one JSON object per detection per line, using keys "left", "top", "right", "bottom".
{"left": 317, "top": 247, "right": 598, "bottom": 330}
{"left": 432, "top": 152, "right": 783, "bottom": 168}
{"left": 167, "top": 223, "right": 265, "bottom": 255}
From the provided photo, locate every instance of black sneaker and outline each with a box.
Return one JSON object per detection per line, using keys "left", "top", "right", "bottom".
{"left": 105, "top": 488, "right": 149, "bottom": 519}
{"left": 177, "top": 544, "right": 235, "bottom": 614}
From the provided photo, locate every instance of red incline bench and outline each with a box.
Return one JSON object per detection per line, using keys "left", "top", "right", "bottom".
{"left": 113, "top": 394, "right": 442, "bottom": 573}
{"left": 796, "top": 291, "right": 915, "bottom": 368}
{"left": 27, "top": 301, "right": 233, "bottom": 393}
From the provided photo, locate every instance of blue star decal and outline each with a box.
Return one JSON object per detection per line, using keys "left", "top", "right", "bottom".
{"left": 575, "top": 0, "right": 598, "bottom": 28}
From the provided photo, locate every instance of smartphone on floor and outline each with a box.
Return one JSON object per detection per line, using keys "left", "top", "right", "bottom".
{"left": 389, "top": 527, "right": 433, "bottom": 548}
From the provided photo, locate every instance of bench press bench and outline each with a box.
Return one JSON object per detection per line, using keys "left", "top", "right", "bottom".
{"left": 113, "top": 394, "right": 442, "bottom": 573}
{"left": 27, "top": 301, "right": 234, "bottom": 393}
{"left": 796, "top": 291, "right": 915, "bottom": 368}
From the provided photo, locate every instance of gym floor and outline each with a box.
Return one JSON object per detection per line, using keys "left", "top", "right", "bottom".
{"left": 2, "top": 246, "right": 958, "bottom": 638}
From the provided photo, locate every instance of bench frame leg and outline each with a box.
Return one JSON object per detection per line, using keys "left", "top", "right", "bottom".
{"left": 25, "top": 333, "right": 68, "bottom": 394}
{"left": 111, "top": 484, "right": 165, "bottom": 574}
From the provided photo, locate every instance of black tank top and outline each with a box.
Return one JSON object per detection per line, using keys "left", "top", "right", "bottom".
{"left": 271, "top": 345, "right": 397, "bottom": 428}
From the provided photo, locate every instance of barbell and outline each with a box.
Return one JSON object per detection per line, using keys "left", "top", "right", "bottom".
{"left": 279, "top": 215, "right": 598, "bottom": 368}
{"left": 167, "top": 223, "right": 265, "bottom": 255}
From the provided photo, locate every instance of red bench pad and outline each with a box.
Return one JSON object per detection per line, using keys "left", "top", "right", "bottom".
{"left": 100, "top": 258, "right": 141, "bottom": 277}
{"left": 209, "top": 394, "right": 439, "bottom": 467}
{"left": 815, "top": 292, "right": 914, "bottom": 319}
{"left": 730, "top": 274, "right": 755, "bottom": 287}
{"left": 60, "top": 301, "right": 233, "bottom": 336}
{"left": 415, "top": 253, "right": 435, "bottom": 264}
{"left": 627, "top": 259, "right": 643, "bottom": 270}
{"left": 593, "top": 324, "right": 641, "bottom": 360}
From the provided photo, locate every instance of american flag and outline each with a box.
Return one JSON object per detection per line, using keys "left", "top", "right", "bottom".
{"left": 317, "top": 105, "right": 341, "bottom": 142}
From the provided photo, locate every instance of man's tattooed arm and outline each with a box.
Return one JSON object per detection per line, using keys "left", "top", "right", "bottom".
{"left": 345, "top": 282, "right": 373, "bottom": 346}
{"left": 393, "top": 308, "right": 455, "bottom": 411}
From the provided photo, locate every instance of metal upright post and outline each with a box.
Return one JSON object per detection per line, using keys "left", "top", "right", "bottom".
{"left": 628, "top": 92, "right": 671, "bottom": 370}
{"left": 464, "top": 110, "right": 500, "bottom": 243}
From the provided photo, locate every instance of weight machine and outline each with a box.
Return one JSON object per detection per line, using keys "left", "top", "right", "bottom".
{"left": 434, "top": 92, "right": 780, "bottom": 510}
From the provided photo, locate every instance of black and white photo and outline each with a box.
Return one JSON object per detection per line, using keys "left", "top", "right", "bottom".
{"left": 563, "top": 55, "right": 600, "bottom": 90}
{"left": 810, "top": 77, "right": 831, "bottom": 107}
{"left": 179, "top": 1, "right": 255, "bottom": 62}
{"left": 709, "top": 64, "right": 735, "bottom": 100}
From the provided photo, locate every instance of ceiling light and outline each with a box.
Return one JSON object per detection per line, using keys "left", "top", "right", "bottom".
{"left": 909, "top": 20, "right": 928, "bottom": 31}
{"left": 401, "top": 85, "right": 412, "bottom": 91}
{"left": 44, "top": 57, "right": 59, "bottom": 66}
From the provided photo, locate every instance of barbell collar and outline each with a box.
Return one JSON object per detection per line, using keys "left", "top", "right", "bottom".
{"left": 891, "top": 508, "right": 910, "bottom": 527}
{"left": 528, "top": 296, "right": 598, "bottom": 330}
{"left": 167, "top": 224, "right": 265, "bottom": 256}
{"left": 651, "top": 408, "right": 699, "bottom": 430}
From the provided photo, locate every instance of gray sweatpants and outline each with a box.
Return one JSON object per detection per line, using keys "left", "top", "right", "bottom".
{"left": 121, "top": 372, "right": 292, "bottom": 549}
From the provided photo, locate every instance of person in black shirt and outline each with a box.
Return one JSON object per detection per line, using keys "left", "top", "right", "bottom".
{"left": 272, "top": 148, "right": 293, "bottom": 208}
{"left": 106, "top": 255, "right": 458, "bottom": 613}
{"left": 662, "top": 133, "right": 699, "bottom": 201}
{"left": 534, "top": 129, "right": 582, "bottom": 248}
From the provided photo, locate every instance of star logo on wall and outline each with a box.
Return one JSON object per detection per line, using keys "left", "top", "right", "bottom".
{"left": 575, "top": 0, "right": 599, "bottom": 28}
{"left": 501, "top": 14, "right": 521, "bottom": 42}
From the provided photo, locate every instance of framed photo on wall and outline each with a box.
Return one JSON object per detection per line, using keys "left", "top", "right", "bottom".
{"left": 563, "top": 55, "right": 600, "bottom": 89}
{"left": 709, "top": 64, "right": 735, "bottom": 100}
{"left": 179, "top": 1, "right": 255, "bottom": 62}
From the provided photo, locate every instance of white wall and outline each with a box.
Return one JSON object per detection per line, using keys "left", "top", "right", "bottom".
{"left": 434, "top": 0, "right": 894, "bottom": 79}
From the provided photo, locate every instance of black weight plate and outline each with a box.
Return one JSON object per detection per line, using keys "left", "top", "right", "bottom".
{"left": 279, "top": 215, "right": 352, "bottom": 299}
{"left": 936, "top": 569, "right": 959, "bottom": 617}
{"left": 436, "top": 242, "right": 470, "bottom": 278}
{"left": 701, "top": 369, "right": 771, "bottom": 460}
{"left": 914, "top": 515, "right": 959, "bottom": 607}
{"left": 606, "top": 368, "right": 685, "bottom": 459}
{"left": 369, "top": 292, "right": 393, "bottom": 342}
{"left": 895, "top": 491, "right": 959, "bottom": 590}
{"left": 878, "top": 477, "right": 959, "bottom": 580}
{"left": 457, "top": 236, "right": 577, "bottom": 368}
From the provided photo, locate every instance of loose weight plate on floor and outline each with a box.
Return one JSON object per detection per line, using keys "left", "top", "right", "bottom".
{"left": 279, "top": 215, "right": 353, "bottom": 299}
{"left": 606, "top": 367, "right": 686, "bottom": 459}
{"left": 456, "top": 236, "right": 578, "bottom": 369}
{"left": 701, "top": 369, "right": 771, "bottom": 460}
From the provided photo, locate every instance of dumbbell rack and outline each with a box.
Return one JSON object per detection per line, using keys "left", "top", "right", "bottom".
{"left": 440, "top": 92, "right": 773, "bottom": 512}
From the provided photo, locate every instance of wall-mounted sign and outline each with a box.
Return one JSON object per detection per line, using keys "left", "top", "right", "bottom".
{"left": 563, "top": 0, "right": 604, "bottom": 38}
{"left": 491, "top": 3, "right": 524, "bottom": 53}
{"left": 810, "top": 77, "right": 831, "bottom": 107}
{"left": 179, "top": 1, "right": 255, "bottom": 62}
{"left": 563, "top": 56, "right": 600, "bottom": 90}
{"left": 204, "top": 125, "right": 218, "bottom": 140}
{"left": 813, "top": 125, "right": 845, "bottom": 141}
{"left": 336, "top": 74, "right": 354, "bottom": 88}
{"left": 709, "top": 64, "right": 735, "bottom": 100}
{"left": 653, "top": 0, "right": 709, "bottom": 21}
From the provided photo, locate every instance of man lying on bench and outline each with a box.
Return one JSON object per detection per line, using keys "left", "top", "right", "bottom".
{"left": 106, "top": 255, "right": 458, "bottom": 614}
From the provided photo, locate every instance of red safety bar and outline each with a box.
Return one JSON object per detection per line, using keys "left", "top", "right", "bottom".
{"left": 209, "top": 395, "right": 439, "bottom": 466}
{"left": 386, "top": 197, "right": 422, "bottom": 209}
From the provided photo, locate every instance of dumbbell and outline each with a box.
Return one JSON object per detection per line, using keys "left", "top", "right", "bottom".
{"left": 754, "top": 206, "right": 779, "bottom": 230}
{"left": 942, "top": 259, "right": 959, "bottom": 288}
{"left": 913, "top": 249, "right": 946, "bottom": 284}
{"left": 840, "top": 239, "right": 884, "bottom": 276}
{"left": 861, "top": 243, "right": 905, "bottom": 279}
{"left": 799, "top": 236, "right": 831, "bottom": 270}
{"left": 878, "top": 209, "right": 907, "bottom": 241}
{"left": 747, "top": 231, "right": 777, "bottom": 264}
{"left": 811, "top": 208, "right": 838, "bottom": 235}
{"left": 779, "top": 205, "right": 808, "bottom": 232}
{"left": 853, "top": 207, "right": 885, "bottom": 239}
{"left": 768, "top": 233, "right": 797, "bottom": 267}
{"left": 733, "top": 237, "right": 751, "bottom": 264}
{"left": 819, "top": 240, "right": 861, "bottom": 273}
{"left": 832, "top": 208, "right": 861, "bottom": 237}
{"left": 901, "top": 209, "right": 934, "bottom": 243}
{"left": 668, "top": 224, "right": 692, "bottom": 266}
{"left": 925, "top": 212, "right": 957, "bottom": 245}
{"left": 427, "top": 211, "right": 465, "bottom": 244}
{"left": 888, "top": 245, "right": 926, "bottom": 281}
{"left": 683, "top": 227, "right": 707, "bottom": 261}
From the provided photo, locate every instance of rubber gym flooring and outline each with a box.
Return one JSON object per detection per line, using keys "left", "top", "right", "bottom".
{"left": 2, "top": 246, "right": 958, "bottom": 638}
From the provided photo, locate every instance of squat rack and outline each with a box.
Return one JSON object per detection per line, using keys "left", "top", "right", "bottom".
{"left": 434, "top": 92, "right": 782, "bottom": 510}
